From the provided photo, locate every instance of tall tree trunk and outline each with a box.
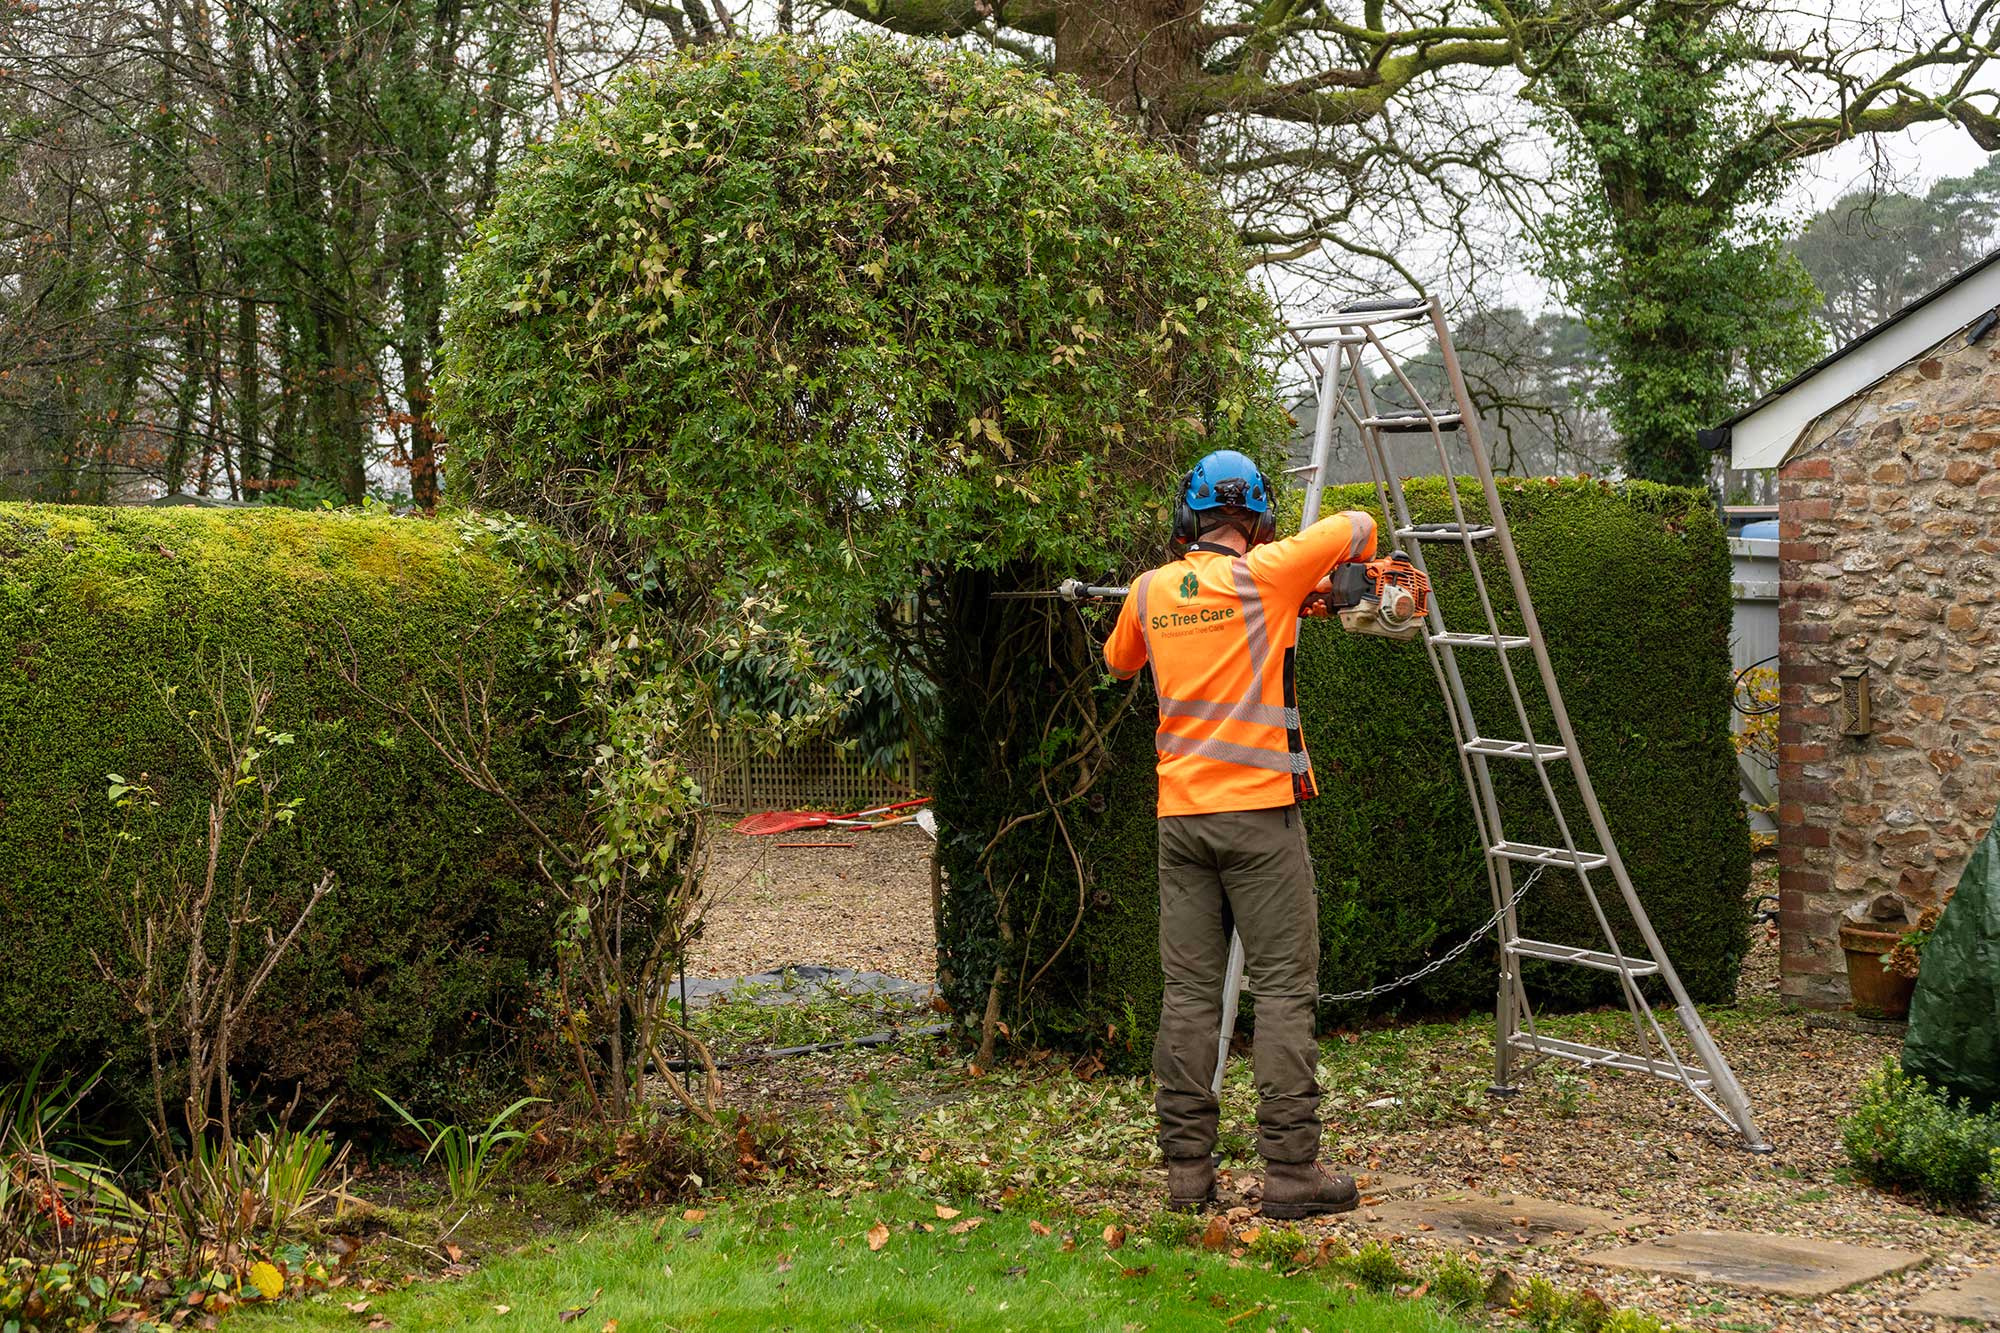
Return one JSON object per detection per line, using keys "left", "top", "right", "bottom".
{"left": 1053, "top": 0, "right": 1207, "bottom": 155}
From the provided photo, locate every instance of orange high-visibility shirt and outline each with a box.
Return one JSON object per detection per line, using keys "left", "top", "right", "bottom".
{"left": 1103, "top": 511, "right": 1378, "bottom": 817}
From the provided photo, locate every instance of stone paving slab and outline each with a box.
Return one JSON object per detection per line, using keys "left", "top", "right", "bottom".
{"left": 1354, "top": 1171, "right": 1424, "bottom": 1196}
{"left": 1588, "top": 1231, "right": 1927, "bottom": 1297}
{"left": 1912, "top": 1269, "right": 2000, "bottom": 1323}
{"left": 1352, "top": 1192, "right": 1631, "bottom": 1249}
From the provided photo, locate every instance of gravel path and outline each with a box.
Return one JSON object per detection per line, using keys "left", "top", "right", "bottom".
{"left": 692, "top": 825, "right": 937, "bottom": 982}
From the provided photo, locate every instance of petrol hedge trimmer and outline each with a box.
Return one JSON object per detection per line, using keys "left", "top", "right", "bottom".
{"left": 994, "top": 552, "right": 1430, "bottom": 641}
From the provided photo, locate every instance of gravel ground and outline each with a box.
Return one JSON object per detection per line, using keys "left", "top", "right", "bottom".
{"left": 1289, "top": 909, "right": 2000, "bottom": 1333}
{"left": 691, "top": 825, "right": 937, "bottom": 982}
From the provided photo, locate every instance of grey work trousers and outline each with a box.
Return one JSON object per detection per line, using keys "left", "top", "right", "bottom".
{"left": 1154, "top": 805, "right": 1322, "bottom": 1165}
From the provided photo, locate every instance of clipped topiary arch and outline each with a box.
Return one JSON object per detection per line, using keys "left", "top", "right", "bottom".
{"left": 435, "top": 36, "right": 1287, "bottom": 610}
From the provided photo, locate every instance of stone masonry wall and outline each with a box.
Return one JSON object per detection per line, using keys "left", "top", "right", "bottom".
{"left": 1777, "top": 326, "right": 2000, "bottom": 1007}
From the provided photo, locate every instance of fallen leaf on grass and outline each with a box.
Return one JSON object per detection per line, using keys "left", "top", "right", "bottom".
{"left": 1060, "top": 1234, "right": 1077, "bottom": 1252}
{"left": 947, "top": 1218, "right": 983, "bottom": 1235}
{"left": 342, "top": 1300, "right": 370, "bottom": 1315}
{"left": 934, "top": 1204, "right": 960, "bottom": 1220}
{"left": 557, "top": 1288, "right": 603, "bottom": 1323}
{"left": 602, "top": 1321, "right": 619, "bottom": 1333}
{"left": 1239, "top": 1228, "right": 1262, "bottom": 1246}
{"left": 366, "top": 1319, "right": 393, "bottom": 1330}
{"left": 1102, "top": 1224, "right": 1126, "bottom": 1250}
{"left": 1119, "top": 1265, "right": 1152, "bottom": 1279}
{"left": 1200, "top": 1217, "right": 1233, "bottom": 1251}
{"left": 866, "top": 1222, "right": 890, "bottom": 1251}
{"left": 1028, "top": 1220, "right": 1050, "bottom": 1236}
{"left": 442, "top": 1243, "right": 463, "bottom": 1264}
{"left": 491, "top": 1306, "right": 510, "bottom": 1316}
{"left": 683, "top": 1208, "right": 706, "bottom": 1223}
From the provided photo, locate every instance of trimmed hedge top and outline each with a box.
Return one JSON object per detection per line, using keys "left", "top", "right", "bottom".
{"left": 0, "top": 504, "right": 568, "bottom": 1121}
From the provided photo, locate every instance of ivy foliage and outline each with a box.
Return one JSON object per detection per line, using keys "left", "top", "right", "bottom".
{"left": 433, "top": 36, "right": 1287, "bottom": 622}
{"left": 1532, "top": 4, "right": 1825, "bottom": 487}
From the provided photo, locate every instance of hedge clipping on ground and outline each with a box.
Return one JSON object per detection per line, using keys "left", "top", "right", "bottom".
{"left": 0, "top": 504, "right": 568, "bottom": 1120}
{"left": 935, "top": 478, "right": 1752, "bottom": 1061}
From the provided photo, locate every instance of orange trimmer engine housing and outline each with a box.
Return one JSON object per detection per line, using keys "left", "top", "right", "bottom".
{"left": 1325, "top": 552, "right": 1430, "bottom": 640}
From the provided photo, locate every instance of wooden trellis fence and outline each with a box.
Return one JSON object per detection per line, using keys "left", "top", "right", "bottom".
{"left": 698, "top": 736, "right": 922, "bottom": 814}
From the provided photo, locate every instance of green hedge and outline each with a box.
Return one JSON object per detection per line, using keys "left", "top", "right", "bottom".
{"left": 0, "top": 504, "right": 569, "bottom": 1121}
{"left": 936, "top": 479, "right": 1751, "bottom": 1061}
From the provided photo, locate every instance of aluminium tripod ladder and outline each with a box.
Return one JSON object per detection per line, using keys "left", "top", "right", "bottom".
{"left": 1210, "top": 294, "right": 1767, "bottom": 1150}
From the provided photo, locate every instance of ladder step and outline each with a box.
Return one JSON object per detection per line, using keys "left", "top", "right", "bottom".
{"left": 1432, "top": 631, "right": 1530, "bottom": 649}
{"left": 1507, "top": 1033, "right": 1711, "bottom": 1089}
{"left": 1396, "top": 523, "right": 1496, "bottom": 542}
{"left": 1505, "top": 938, "right": 1658, "bottom": 976}
{"left": 1364, "top": 411, "right": 1461, "bottom": 433}
{"left": 1464, "top": 737, "right": 1567, "bottom": 761}
{"left": 1283, "top": 463, "right": 1319, "bottom": 475}
{"left": 1335, "top": 297, "right": 1431, "bottom": 324}
{"left": 1490, "top": 841, "right": 1608, "bottom": 871}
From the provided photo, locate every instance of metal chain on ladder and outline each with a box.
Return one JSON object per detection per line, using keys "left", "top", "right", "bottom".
{"left": 1317, "top": 866, "right": 1544, "bottom": 1005}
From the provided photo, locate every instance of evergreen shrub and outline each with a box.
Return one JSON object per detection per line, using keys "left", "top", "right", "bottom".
{"left": 936, "top": 478, "right": 1752, "bottom": 1059}
{"left": 434, "top": 36, "right": 1285, "bottom": 620}
{"left": 1842, "top": 1058, "right": 2000, "bottom": 1208}
{"left": 0, "top": 504, "right": 569, "bottom": 1120}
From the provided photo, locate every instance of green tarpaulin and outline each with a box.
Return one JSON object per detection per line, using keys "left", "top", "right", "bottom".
{"left": 1902, "top": 808, "right": 2000, "bottom": 1110}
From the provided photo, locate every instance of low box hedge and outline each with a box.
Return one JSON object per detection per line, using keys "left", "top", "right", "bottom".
{"left": 935, "top": 478, "right": 1752, "bottom": 1061}
{"left": 0, "top": 504, "right": 570, "bottom": 1121}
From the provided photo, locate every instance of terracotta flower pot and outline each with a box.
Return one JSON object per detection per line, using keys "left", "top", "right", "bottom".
{"left": 1839, "top": 922, "right": 1916, "bottom": 1020}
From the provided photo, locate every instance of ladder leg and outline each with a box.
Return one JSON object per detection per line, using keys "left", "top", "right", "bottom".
{"left": 1427, "top": 300, "right": 1769, "bottom": 1150}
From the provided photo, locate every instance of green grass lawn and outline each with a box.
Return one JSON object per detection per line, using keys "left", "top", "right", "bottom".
{"left": 239, "top": 1192, "right": 1476, "bottom": 1333}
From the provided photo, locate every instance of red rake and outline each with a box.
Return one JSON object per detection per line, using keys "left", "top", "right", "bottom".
{"left": 732, "top": 797, "right": 930, "bottom": 837}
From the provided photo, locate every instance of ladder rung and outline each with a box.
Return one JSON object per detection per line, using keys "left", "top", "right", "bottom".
{"left": 1505, "top": 938, "right": 1658, "bottom": 976}
{"left": 1432, "top": 631, "right": 1530, "bottom": 649}
{"left": 1508, "top": 1033, "right": 1710, "bottom": 1089}
{"left": 1364, "top": 411, "right": 1461, "bottom": 433}
{"left": 1490, "top": 841, "right": 1608, "bottom": 871}
{"left": 1296, "top": 331, "right": 1369, "bottom": 348}
{"left": 1283, "top": 463, "right": 1318, "bottom": 475}
{"left": 1464, "top": 737, "right": 1567, "bottom": 761}
{"left": 1396, "top": 524, "right": 1495, "bottom": 542}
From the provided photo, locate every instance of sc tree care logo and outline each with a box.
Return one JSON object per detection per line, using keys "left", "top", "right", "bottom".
{"left": 1178, "top": 572, "right": 1199, "bottom": 599}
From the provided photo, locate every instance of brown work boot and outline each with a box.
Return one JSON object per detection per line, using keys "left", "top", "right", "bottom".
{"left": 1258, "top": 1160, "right": 1358, "bottom": 1219}
{"left": 1166, "top": 1157, "right": 1217, "bottom": 1212}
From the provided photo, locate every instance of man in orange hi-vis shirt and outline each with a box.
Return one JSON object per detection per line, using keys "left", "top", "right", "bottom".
{"left": 1103, "top": 448, "right": 1377, "bottom": 1219}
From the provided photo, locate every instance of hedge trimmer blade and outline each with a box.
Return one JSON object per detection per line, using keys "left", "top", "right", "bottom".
{"left": 732, "top": 797, "right": 930, "bottom": 836}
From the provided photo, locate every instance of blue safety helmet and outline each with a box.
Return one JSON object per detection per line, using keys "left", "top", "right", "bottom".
{"left": 1173, "top": 449, "right": 1276, "bottom": 549}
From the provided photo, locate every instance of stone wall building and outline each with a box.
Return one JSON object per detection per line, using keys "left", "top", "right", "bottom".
{"left": 1708, "top": 252, "right": 2000, "bottom": 1007}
